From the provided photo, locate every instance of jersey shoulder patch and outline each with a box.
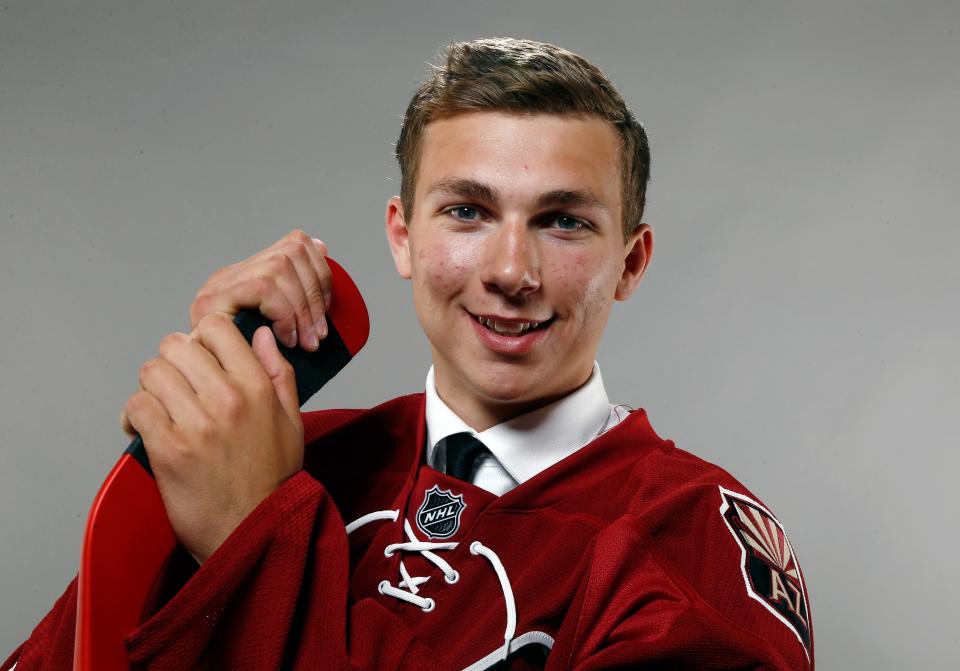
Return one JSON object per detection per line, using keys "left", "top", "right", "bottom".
{"left": 718, "top": 486, "right": 811, "bottom": 659}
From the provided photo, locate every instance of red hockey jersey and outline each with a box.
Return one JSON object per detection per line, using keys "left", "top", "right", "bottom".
{"left": 4, "top": 394, "right": 813, "bottom": 670}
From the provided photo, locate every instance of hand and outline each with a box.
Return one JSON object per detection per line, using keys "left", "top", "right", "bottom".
{"left": 120, "top": 312, "right": 304, "bottom": 564}
{"left": 190, "top": 229, "right": 332, "bottom": 352}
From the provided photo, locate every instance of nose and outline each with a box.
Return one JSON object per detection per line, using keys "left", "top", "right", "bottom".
{"left": 480, "top": 219, "right": 541, "bottom": 299}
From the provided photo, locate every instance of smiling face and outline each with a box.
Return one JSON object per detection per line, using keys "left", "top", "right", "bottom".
{"left": 386, "top": 111, "right": 653, "bottom": 430}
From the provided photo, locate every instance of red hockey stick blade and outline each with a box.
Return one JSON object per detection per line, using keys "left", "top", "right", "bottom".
{"left": 75, "top": 257, "right": 369, "bottom": 671}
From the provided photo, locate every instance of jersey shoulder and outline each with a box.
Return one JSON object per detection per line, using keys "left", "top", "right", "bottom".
{"left": 622, "top": 423, "right": 814, "bottom": 666}
{"left": 299, "top": 393, "right": 425, "bottom": 519}
{"left": 300, "top": 392, "right": 423, "bottom": 443}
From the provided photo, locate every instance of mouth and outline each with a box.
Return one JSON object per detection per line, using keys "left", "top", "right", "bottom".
{"left": 469, "top": 312, "right": 555, "bottom": 337}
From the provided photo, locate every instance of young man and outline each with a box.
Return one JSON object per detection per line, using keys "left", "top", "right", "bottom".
{"left": 5, "top": 38, "right": 813, "bottom": 670}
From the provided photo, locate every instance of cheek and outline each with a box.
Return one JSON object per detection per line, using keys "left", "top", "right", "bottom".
{"left": 415, "top": 236, "right": 478, "bottom": 297}
{"left": 552, "top": 251, "right": 619, "bottom": 323}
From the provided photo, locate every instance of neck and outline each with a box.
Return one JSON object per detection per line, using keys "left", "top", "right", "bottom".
{"left": 432, "top": 366, "right": 594, "bottom": 432}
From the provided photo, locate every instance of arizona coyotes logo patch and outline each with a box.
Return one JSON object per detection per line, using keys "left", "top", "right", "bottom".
{"left": 416, "top": 485, "right": 467, "bottom": 539}
{"left": 718, "top": 487, "right": 811, "bottom": 657}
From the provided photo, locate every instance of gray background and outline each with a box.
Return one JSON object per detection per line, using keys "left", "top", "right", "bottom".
{"left": 1, "top": 0, "right": 957, "bottom": 667}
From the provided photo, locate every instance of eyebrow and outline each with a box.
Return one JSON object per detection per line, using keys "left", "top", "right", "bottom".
{"left": 425, "top": 177, "right": 609, "bottom": 212}
{"left": 537, "top": 188, "right": 609, "bottom": 212}
{"left": 426, "top": 177, "right": 498, "bottom": 204}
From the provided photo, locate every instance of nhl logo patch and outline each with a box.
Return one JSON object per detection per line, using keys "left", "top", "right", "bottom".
{"left": 416, "top": 485, "right": 467, "bottom": 539}
{"left": 718, "top": 487, "right": 811, "bottom": 658}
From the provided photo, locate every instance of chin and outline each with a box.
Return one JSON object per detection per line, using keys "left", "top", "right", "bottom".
{"left": 471, "top": 371, "right": 547, "bottom": 405}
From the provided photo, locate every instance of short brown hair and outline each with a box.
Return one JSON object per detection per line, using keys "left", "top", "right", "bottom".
{"left": 395, "top": 37, "right": 650, "bottom": 239}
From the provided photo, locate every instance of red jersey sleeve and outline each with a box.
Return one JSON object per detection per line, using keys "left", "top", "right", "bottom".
{"left": 2, "top": 577, "right": 79, "bottom": 671}
{"left": 3, "top": 471, "right": 436, "bottom": 671}
{"left": 125, "top": 470, "right": 436, "bottom": 670}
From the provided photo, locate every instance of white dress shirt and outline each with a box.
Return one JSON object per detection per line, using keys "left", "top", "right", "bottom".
{"left": 425, "top": 362, "right": 632, "bottom": 495}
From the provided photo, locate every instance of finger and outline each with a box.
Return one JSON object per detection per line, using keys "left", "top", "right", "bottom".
{"left": 251, "top": 325, "right": 301, "bottom": 426}
{"left": 122, "top": 389, "right": 174, "bottom": 449}
{"left": 271, "top": 229, "right": 330, "bottom": 347}
{"left": 120, "top": 409, "right": 137, "bottom": 438}
{"left": 302, "top": 238, "right": 333, "bottom": 340}
{"left": 190, "top": 230, "right": 325, "bottom": 349}
{"left": 194, "top": 275, "right": 299, "bottom": 348}
{"left": 157, "top": 329, "right": 240, "bottom": 403}
{"left": 192, "top": 312, "right": 272, "bottom": 384}
{"left": 277, "top": 238, "right": 326, "bottom": 351}
{"left": 137, "top": 356, "right": 208, "bottom": 430}
{"left": 249, "top": 229, "right": 324, "bottom": 350}
{"left": 260, "top": 251, "right": 319, "bottom": 351}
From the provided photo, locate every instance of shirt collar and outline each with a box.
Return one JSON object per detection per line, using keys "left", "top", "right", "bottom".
{"left": 424, "top": 362, "right": 612, "bottom": 485}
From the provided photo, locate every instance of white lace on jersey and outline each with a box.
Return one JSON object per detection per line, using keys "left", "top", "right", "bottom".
{"left": 346, "top": 509, "right": 517, "bottom": 663}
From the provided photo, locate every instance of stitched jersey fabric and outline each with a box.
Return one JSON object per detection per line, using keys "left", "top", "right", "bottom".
{"left": 4, "top": 394, "right": 813, "bottom": 670}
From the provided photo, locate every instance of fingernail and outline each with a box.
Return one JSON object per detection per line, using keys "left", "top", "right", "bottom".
{"left": 317, "top": 315, "right": 328, "bottom": 340}
{"left": 288, "top": 328, "right": 297, "bottom": 348}
{"left": 307, "top": 328, "right": 319, "bottom": 350}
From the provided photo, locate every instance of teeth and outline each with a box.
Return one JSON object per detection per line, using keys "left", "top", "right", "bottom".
{"left": 477, "top": 316, "right": 541, "bottom": 335}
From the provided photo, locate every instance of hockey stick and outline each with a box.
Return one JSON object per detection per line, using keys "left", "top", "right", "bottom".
{"left": 74, "top": 257, "right": 369, "bottom": 671}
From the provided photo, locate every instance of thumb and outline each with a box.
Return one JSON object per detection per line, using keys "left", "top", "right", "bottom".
{"left": 251, "top": 325, "right": 301, "bottom": 425}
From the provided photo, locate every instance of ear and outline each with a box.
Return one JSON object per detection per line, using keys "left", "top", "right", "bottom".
{"left": 385, "top": 195, "right": 412, "bottom": 279}
{"left": 614, "top": 223, "right": 654, "bottom": 301}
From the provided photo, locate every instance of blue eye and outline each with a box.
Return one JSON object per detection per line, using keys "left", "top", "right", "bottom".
{"left": 449, "top": 206, "right": 479, "bottom": 221}
{"left": 553, "top": 215, "right": 586, "bottom": 231}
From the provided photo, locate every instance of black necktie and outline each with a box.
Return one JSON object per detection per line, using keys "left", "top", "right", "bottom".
{"left": 443, "top": 432, "right": 490, "bottom": 481}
